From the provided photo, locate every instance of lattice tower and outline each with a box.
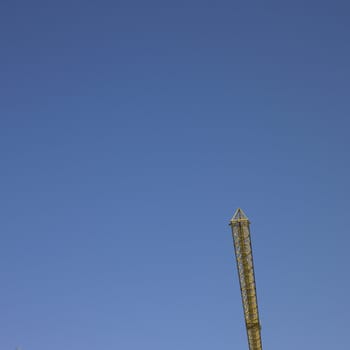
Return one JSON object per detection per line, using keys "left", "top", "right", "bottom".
{"left": 229, "top": 208, "right": 263, "bottom": 350}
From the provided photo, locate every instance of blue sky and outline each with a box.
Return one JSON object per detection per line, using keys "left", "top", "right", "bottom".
{"left": 1, "top": 1, "right": 349, "bottom": 349}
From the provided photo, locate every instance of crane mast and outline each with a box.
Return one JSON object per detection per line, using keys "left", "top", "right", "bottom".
{"left": 229, "top": 208, "right": 263, "bottom": 350}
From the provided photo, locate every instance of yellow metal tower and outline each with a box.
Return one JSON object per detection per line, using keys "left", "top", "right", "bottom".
{"left": 229, "top": 208, "right": 263, "bottom": 350}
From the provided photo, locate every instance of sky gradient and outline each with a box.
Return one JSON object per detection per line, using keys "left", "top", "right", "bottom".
{"left": 1, "top": 1, "right": 349, "bottom": 349}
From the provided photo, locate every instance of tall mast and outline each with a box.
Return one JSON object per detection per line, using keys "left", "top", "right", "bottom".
{"left": 229, "top": 208, "right": 263, "bottom": 350}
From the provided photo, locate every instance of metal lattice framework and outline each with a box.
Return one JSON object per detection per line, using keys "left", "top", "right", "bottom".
{"left": 229, "top": 208, "right": 263, "bottom": 350}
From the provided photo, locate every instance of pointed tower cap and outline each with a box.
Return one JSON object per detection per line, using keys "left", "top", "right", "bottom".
{"left": 230, "top": 208, "right": 249, "bottom": 223}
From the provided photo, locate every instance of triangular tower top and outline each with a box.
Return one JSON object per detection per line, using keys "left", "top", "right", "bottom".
{"left": 230, "top": 208, "right": 249, "bottom": 222}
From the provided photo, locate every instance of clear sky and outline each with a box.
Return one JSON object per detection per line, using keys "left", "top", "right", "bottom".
{"left": 1, "top": 1, "right": 349, "bottom": 349}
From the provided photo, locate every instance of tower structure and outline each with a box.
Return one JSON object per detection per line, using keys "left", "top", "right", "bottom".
{"left": 229, "top": 208, "right": 263, "bottom": 350}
